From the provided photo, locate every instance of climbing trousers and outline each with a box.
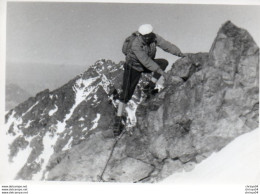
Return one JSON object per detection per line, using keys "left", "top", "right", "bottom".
{"left": 119, "top": 58, "right": 168, "bottom": 103}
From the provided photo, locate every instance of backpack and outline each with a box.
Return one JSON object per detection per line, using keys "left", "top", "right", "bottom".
{"left": 122, "top": 32, "right": 138, "bottom": 56}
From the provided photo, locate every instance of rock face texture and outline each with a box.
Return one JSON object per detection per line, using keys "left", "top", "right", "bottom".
{"left": 5, "top": 59, "right": 144, "bottom": 181}
{"left": 5, "top": 21, "right": 259, "bottom": 182}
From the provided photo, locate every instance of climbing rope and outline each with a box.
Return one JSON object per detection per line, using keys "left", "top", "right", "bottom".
{"left": 99, "top": 130, "right": 126, "bottom": 182}
{"left": 98, "top": 62, "right": 131, "bottom": 182}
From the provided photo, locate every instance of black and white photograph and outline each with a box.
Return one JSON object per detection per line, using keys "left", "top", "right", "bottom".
{"left": 0, "top": 0, "right": 259, "bottom": 193}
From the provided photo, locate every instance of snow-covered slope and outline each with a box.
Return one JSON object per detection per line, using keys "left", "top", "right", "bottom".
{"left": 3, "top": 59, "right": 146, "bottom": 181}
{"left": 162, "top": 128, "right": 260, "bottom": 184}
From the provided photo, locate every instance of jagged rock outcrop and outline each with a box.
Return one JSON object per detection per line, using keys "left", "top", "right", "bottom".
{"left": 5, "top": 21, "right": 259, "bottom": 182}
{"left": 5, "top": 59, "right": 148, "bottom": 180}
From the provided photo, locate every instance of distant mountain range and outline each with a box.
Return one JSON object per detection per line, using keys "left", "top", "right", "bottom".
{"left": 5, "top": 83, "right": 32, "bottom": 110}
{"left": 6, "top": 63, "right": 88, "bottom": 110}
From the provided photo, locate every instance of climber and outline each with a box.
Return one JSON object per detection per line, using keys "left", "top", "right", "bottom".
{"left": 113, "top": 24, "right": 186, "bottom": 136}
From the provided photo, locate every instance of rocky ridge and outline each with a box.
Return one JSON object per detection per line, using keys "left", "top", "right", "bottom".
{"left": 5, "top": 21, "right": 259, "bottom": 182}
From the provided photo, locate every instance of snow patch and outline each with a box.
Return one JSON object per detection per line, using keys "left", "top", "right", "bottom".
{"left": 55, "top": 76, "right": 99, "bottom": 133}
{"left": 62, "top": 137, "right": 73, "bottom": 151}
{"left": 5, "top": 135, "right": 33, "bottom": 180}
{"left": 93, "top": 94, "right": 98, "bottom": 103}
{"left": 56, "top": 121, "right": 67, "bottom": 134}
{"left": 4, "top": 112, "right": 33, "bottom": 180}
{"left": 24, "top": 120, "right": 33, "bottom": 128}
{"left": 5, "top": 110, "right": 16, "bottom": 130}
{"left": 82, "top": 127, "right": 88, "bottom": 132}
{"left": 32, "top": 131, "right": 60, "bottom": 180}
{"left": 99, "top": 74, "right": 111, "bottom": 94}
{"left": 109, "top": 67, "right": 118, "bottom": 72}
{"left": 162, "top": 128, "right": 260, "bottom": 184}
{"left": 79, "top": 117, "right": 85, "bottom": 121}
{"left": 89, "top": 113, "right": 101, "bottom": 131}
{"left": 9, "top": 117, "right": 23, "bottom": 138}
{"left": 48, "top": 105, "right": 58, "bottom": 116}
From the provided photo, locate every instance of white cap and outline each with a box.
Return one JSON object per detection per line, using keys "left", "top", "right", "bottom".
{"left": 138, "top": 24, "right": 153, "bottom": 35}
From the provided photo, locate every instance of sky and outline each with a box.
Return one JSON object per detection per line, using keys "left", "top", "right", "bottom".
{"left": 6, "top": 2, "right": 260, "bottom": 67}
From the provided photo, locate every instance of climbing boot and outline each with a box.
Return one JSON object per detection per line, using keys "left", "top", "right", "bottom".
{"left": 108, "top": 86, "right": 120, "bottom": 101}
{"left": 112, "top": 88, "right": 120, "bottom": 101}
{"left": 113, "top": 116, "right": 126, "bottom": 137}
{"left": 143, "top": 82, "right": 159, "bottom": 100}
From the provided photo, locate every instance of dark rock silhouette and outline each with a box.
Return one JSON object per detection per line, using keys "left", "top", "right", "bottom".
{"left": 5, "top": 21, "right": 259, "bottom": 182}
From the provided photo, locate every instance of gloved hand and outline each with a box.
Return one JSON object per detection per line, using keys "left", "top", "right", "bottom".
{"left": 157, "top": 69, "right": 170, "bottom": 83}
{"left": 157, "top": 69, "right": 183, "bottom": 85}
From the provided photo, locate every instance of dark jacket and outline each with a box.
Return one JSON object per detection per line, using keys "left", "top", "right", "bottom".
{"left": 126, "top": 32, "right": 182, "bottom": 72}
